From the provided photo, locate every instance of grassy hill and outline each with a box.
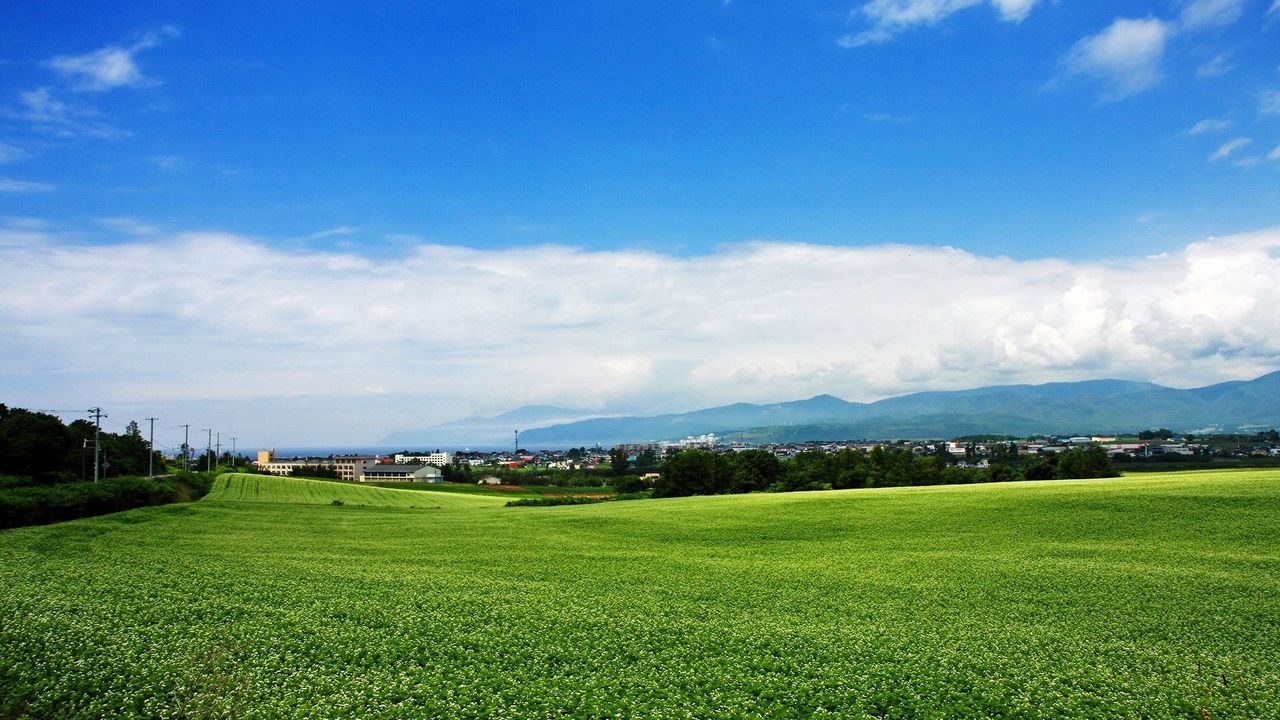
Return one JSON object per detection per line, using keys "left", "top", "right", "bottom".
{"left": 205, "top": 472, "right": 508, "bottom": 509}
{"left": 1, "top": 470, "right": 1278, "bottom": 717}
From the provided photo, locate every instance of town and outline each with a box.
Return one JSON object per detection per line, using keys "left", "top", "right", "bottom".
{"left": 251, "top": 429, "right": 1280, "bottom": 484}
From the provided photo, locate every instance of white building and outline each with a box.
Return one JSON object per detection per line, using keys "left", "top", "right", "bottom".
{"left": 393, "top": 451, "right": 452, "bottom": 466}
{"left": 358, "top": 463, "right": 443, "bottom": 483}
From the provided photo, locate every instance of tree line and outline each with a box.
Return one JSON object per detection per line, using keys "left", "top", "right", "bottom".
{"left": 0, "top": 404, "right": 163, "bottom": 484}
{"left": 653, "top": 446, "right": 1118, "bottom": 498}
{"left": 0, "top": 404, "right": 221, "bottom": 529}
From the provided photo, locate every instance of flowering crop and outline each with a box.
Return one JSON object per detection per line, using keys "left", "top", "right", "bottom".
{"left": 204, "top": 473, "right": 507, "bottom": 509}
{"left": 1, "top": 470, "right": 1277, "bottom": 718}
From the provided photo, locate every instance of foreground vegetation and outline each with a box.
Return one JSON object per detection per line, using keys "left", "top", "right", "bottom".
{"left": 0, "top": 471, "right": 215, "bottom": 530}
{"left": 1, "top": 470, "right": 1277, "bottom": 718}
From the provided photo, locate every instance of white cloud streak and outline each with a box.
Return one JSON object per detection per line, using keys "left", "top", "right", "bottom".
{"left": 1209, "top": 136, "right": 1252, "bottom": 161}
{"left": 839, "top": 0, "right": 1042, "bottom": 47}
{"left": 1054, "top": 18, "right": 1172, "bottom": 102}
{"left": 1261, "top": 90, "right": 1280, "bottom": 115}
{"left": 1196, "top": 52, "right": 1233, "bottom": 78}
{"left": 0, "top": 142, "right": 27, "bottom": 164}
{"left": 12, "top": 87, "right": 127, "bottom": 140}
{"left": 1185, "top": 118, "right": 1232, "bottom": 135}
{"left": 0, "top": 177, "right": 55, "bottom": 192}
{"left": 43, "top": 26, "right": 180, "bottom": 93}
{"left": 1178, "top": 0, "right": 1246, "bottom": 31}
{"left": 308, "top": 225, "right": 362, "bottom": 240}
{"left": 2, "top": 228, "right": 1280, "bottom": 444}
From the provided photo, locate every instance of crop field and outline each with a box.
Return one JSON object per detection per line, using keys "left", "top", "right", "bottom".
{"left": 204, "top": 473, "right": 505, "bottom": 509}
{"left": 1, "top": 470, "right": 1278, "bottom": 718}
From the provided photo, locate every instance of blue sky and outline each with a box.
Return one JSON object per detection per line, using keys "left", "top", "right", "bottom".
{"left": 2, "top": 1, "right": 1280, "bottom": 447}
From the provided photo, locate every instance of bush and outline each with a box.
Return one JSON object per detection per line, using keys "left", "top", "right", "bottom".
{"left": 0, "top": 472, "right": 216, "bottom": 530}
{"left": 506, "top": 496, "right": 609, "bottom": 507}
{"left": 614, "top": 475, "right": 648, "bottom": 494}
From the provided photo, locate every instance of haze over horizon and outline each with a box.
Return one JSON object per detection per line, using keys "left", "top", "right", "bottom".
{"left": 3, "top": 1, "right": 1280, "bottom": 448}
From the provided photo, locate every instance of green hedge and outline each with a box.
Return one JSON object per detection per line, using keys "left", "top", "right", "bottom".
{"left": 0, "top": 472, "right": 214, "bottom": 530}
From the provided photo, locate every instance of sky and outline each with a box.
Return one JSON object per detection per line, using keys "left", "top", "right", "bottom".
{"left": 2, "top": 1, "right": 1279, "bottom": 449}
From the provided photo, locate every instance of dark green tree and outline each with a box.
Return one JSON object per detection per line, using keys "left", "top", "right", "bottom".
{"left": 1056, "top": 446, "right": 1119, "bottom": 479}
{"left": 655, "top": 449, "right": 731, "bottom": 497}
{"left": 608, "top": 446, "right": 630, "bottom": 476}
{"left": 726, "top": 449, "right": 783, "bottom": 493}
{"left": 635, "top": 447, "right": 659, "bottom": 471}
{"left": 0, "top": 409, "right": 75, "bottom": 481}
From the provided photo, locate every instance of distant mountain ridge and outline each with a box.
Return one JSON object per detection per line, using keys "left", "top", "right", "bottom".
{"left": 380, "top": 372, "right": 1280, "bottom": 448}
{"left": 512, "top": 371, "right": 1280, "bottom": 447}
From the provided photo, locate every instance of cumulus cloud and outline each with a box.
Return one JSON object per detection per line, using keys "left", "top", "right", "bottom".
{"left": 2, "top": 228, "right": 1280, "bottom": 444}
{"left": 1053, "top": 18, "right": 1172, "bottom": 102}
{"left": 43, "top": 26, "right": 180, "bottom": 93}
{"left": 839, "top": 0, "right": 1041, "bottom": 47}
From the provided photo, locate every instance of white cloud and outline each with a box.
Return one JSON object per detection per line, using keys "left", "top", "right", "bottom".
{"left": 43, "top": 26, "right": 179, "bottom": 93}
{"left": 1209, "top": 136, "right": 1252, "bottom": 161}
{"left": 308, "top": 225, "right": 361, "bottom": 240}
{"left": 0, "top": 177, "right": 55, "bottom": 192}
{"left": 99, "top": 217, "right": 162, "bottom": 236}
{"left": 1261, "top": 90, "right": 1280, "bottom": 115}
{"left": 1268, "top": 145, "right": 1280, "bottom": 161}
{"left": 1185, "top": 118, "right": 1232, "bottom": 135}
{"left": 149, "top": 155, "right": 189, "bottom": 173}
{"left": 1178, "top": 0, "right": 1246, "bottom": 31}
{"left": 1196, "top": 52, "right": 1233, "bottom": 78}
{"left": 1054, "top": 18, "right": 1172, "bottom": 101}
{"left": 0, "top": 142, "right": 27, "bottom": 164}
{"left": 12, "top": 87, "right": 127, "bottom": 140}
{"left": 839, "top": 0, "right": 1042, "bottom": 47}
{"left": 3, "top": 228, "right": 1280, "bottom": 445}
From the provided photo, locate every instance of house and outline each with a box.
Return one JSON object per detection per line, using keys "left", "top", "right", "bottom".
{"left": 357, "top": 463, "right": 442, "bottom": 483}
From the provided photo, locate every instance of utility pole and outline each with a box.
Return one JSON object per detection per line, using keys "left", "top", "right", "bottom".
{"left": 514, "top": 429, "right": 519, "bottom": 455}
{"left": 146, "top": 417, "right": 157, "bottom": 479}
{"left": 215, "top": 432, "right": 222, "bottom": 469}
{"left": 88, "top": 407, "right": 105, "bottom": 482}
{"left": 180, "top": 424, "right": 190, "bottom": 472}
{"left": 203, "top": 428, "right": 212, "bottom": 472}
{"left": 230, "top": 437, "right": 237, "bottom": 469}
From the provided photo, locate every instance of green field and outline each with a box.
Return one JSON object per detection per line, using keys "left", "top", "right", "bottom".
{"left": 206, "top": 473, "right": 507, "bottom": 509}
{"left": 2, "top": 470, "right": 1278, "bottom": 718}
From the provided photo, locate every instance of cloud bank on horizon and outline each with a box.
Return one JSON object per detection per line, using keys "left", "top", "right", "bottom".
{"left": 2, "top": 2, "right": 1279, "bottom": 446}
{"left": 2, "top": 224, "right": 1279, "bottom": 445}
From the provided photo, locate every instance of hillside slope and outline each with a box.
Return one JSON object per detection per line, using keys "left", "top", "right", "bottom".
{"left": 205, "top": 473, "right": 504, "bottom": 509}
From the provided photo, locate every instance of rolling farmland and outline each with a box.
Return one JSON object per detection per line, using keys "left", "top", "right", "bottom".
{"left": 2, "top": 470, "right": 1278, "bottom": 718}
{"left": 204, "top": 473, "right": 507, "bottom": 509}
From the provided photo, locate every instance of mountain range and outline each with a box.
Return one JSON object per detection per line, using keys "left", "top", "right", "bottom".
{"left": 381, "top": 371, "right": 1280, "bottom": 448}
